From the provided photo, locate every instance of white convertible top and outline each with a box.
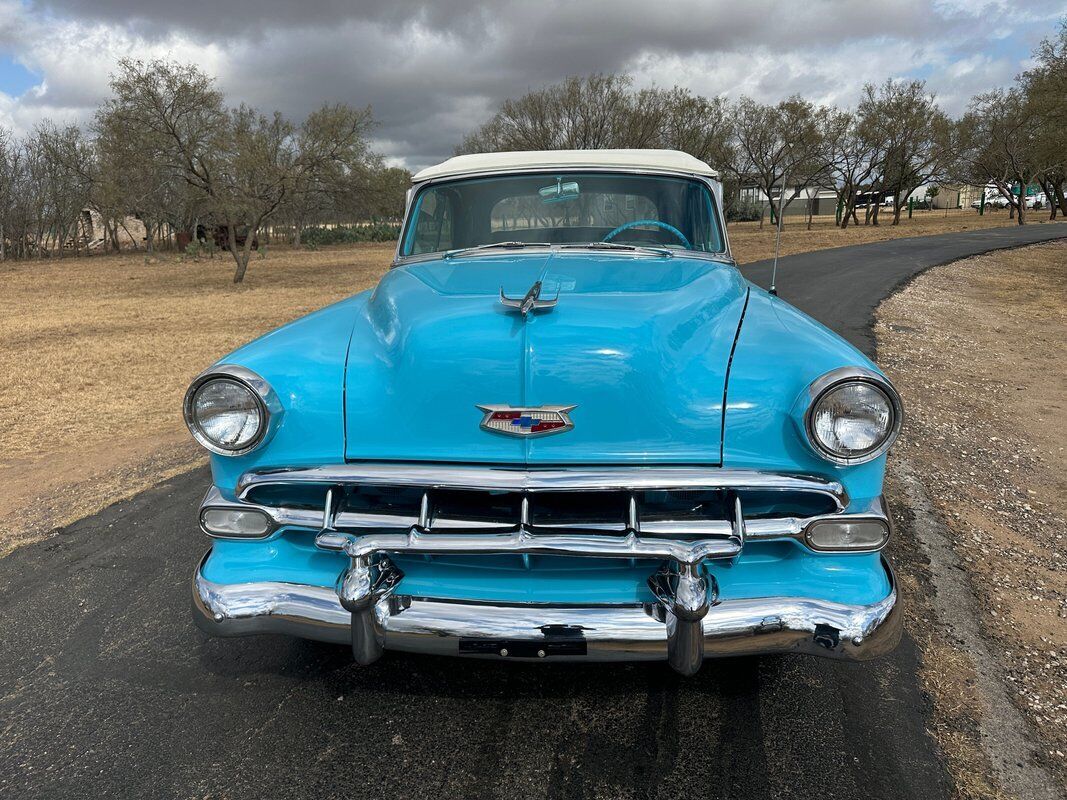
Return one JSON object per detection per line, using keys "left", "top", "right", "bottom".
{"left": 412, "top": 149, "right": 719, "bottom": 182}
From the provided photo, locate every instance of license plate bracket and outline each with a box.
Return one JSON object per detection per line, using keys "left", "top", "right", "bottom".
{"left": 458, "top": 639, "right": 587, "bottom": 658}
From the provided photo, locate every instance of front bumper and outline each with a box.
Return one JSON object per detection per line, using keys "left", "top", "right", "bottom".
{"left": 192, "top": 551, "right": 901, "bottom": 672}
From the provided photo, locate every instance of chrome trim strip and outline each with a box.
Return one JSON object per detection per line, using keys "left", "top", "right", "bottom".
{"left": 192, "top": 553, "right": 902, "bottom": 666}
{"left": 236, "top": 465, "right": 848, "bottom": 507}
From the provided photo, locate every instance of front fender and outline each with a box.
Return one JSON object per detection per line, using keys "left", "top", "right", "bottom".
{"left": 722, "top": 287, "right": 887, "bottom": 501}
{"left": 205, "top": 292, "right": 369, "bottom": 497}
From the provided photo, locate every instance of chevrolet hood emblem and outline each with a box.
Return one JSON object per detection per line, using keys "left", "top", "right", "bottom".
{"left": 477, "top": 404, "right": 576, "bottom": 437}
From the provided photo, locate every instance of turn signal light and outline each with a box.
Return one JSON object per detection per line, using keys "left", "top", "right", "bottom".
{"left": 805, "top": 519, "right": 889, "bottom": 552}
{"left": 201, "top": 508, "right": 273, "bottom": 538}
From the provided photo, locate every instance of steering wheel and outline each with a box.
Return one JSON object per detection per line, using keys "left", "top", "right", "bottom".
{"left": 602, "top": 219, "right": 691, "bottom": 249}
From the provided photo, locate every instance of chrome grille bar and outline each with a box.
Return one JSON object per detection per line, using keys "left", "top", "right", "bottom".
{"left": 237, "top": 464, "right": 847, "bottom": 508}
{"left": 316, "top": 528, "right": 741, "bottom": 565}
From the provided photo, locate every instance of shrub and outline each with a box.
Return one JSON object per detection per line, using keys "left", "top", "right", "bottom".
{"left": 300, "top": 223, "right": 401, "bottom": 246}
{"left": 726, "top": 202, "right": 764, "bottom": 223}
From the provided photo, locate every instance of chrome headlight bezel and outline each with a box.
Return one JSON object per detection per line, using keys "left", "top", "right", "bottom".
{"left": 798, "top": 367, "right": 903, "bottom": 466}
{"left": 183, "top": 364, "right": 282, "bottom": 457}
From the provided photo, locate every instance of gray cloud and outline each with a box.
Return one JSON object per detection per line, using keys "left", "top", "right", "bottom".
{"left": 4, "top": 0, "right": 1066, "bottom": 169}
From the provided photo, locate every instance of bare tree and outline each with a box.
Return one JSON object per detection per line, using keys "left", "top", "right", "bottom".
{"left": 0, "top": 128, "right": 13, "bottom": 260}
{"left": 860, "top": 80, "right": 952, "bottom": 225}
{"left": 103, "top": 59, "right": 380, "bottom": 281}
{"left": 280, "top": 104, "right": 379, "bottom": 246}
{"left": 1022, "top": 20, "right": 1067, "bottom": 218}
{"left": 729, "top": 96, "right": 829, "bottom": 228}
{"left": 458, "top": 74, "right": 643, "bottom": 153}
{"left": 655, "top": 88, "right": 733, "bottom": 167}
{"left": 823, "top": 109, "right": 884, "bottom": 229}
{"left": 953, "top": 88, "right": 1058, "bottom": 225}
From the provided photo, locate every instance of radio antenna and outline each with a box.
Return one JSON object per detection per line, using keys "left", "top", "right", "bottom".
{"left": 769, "top": 170, "right": 789, "bottom": 297}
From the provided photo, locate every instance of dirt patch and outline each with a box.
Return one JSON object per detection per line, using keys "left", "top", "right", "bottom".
{"left": 877, "top": 241, "right": 1067, "bottom": 792}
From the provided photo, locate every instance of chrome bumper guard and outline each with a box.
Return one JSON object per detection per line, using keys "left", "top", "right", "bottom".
{"left": 195, "top": 466, "right": 899, "bottom": 674}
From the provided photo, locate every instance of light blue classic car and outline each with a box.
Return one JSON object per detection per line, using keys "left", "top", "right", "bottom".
{"left": 188, "top": 150, "right": 902, "bottom": 675}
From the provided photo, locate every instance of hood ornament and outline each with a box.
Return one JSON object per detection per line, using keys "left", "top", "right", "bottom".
{"left": 500, "top": 280, "right": 558, "bottom": 316}
{"left": 477, "top": 404, "right": 576, "bottom": 437}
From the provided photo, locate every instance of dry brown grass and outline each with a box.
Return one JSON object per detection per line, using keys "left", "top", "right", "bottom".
{"left": 728, "top": 207, "right": 1057, "bottom": 264}
{"left": 0, "top": 208, "right": 1054, "bottom": 553}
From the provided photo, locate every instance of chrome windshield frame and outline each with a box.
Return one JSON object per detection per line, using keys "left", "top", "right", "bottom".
{"left": 392, "top": 167, "right": 732, "bottom": 267}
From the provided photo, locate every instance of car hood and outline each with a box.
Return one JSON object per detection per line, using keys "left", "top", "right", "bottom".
{"left": 343, "top": 251, "right": 748, "bottom": 464}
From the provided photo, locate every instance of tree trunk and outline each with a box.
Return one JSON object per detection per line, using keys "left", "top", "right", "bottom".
{"left": 293, "top": 226, "right": 302, "bottom": 248}
{"left": 870, "top": 202, "right": 880, "bottom": 226}
{"left": 1042, "top": 180, "right": 1057, "bottom": 220}
{"left": 226, "top": 225, "right": 248, "bottom": 283}
{"left": 232, "top": 249, "right": 250, "bottom": 283}
{"left": 1052, "top": 182, "right": 1067, "bottom": 217}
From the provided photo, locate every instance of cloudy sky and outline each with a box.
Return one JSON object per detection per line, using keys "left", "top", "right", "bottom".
{"left": 0, "top": 0, "right": 1064, "bottom": 170}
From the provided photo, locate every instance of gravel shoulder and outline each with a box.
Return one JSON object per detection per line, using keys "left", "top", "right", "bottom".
{"left": 876, "top": 241, "right": 1067, "bottom": 795}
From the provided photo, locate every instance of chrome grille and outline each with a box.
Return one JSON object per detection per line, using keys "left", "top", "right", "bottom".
{"left": 238, "top": 465, "right": 845, "bottom": 541}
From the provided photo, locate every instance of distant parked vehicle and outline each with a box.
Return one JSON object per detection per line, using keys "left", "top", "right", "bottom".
{"left": 854, "top": 191, "right": 894, "bottom": 208}
{"left": 209, "top": 226, "right": 259, "bottom": 250}
{"left": 200, "top": 225, "right": 259, "bottom": 251}
{"left": 975, "top": 194, "right": 1011, "bottom": 210}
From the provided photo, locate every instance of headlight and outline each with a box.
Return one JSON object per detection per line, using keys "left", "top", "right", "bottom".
{"left": 183, "top": 365, "right": 280, "bottom": 456}
{"left": 801, "top": 368, "right": 902, "bottom": 465}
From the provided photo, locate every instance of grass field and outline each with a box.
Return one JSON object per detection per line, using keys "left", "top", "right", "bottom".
{"left": 0, "top": 208, "right": 1059, "bottom": 552}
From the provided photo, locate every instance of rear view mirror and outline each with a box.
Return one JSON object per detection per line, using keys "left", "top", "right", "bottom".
{"left": 539, "top": 179, "right": 579, "bottom": 204}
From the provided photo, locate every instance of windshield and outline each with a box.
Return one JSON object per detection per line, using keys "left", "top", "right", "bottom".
{"left": 400, "top": 172, "right": 725, "bottom": 258}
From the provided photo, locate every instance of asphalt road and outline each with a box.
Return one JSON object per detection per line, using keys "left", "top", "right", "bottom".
{"left": 1, "top": 223, "right": 1064, "bottom": 800}
{"left": 741, "top": 221, "right": 1067, "bottom": 356}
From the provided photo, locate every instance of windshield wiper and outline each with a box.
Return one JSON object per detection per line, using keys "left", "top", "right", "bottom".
{"left": 560, "top": 242, "right": 674, "bottom": 258}
{"left": 443, "top": 241, "right": 551, "bottom": 259}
